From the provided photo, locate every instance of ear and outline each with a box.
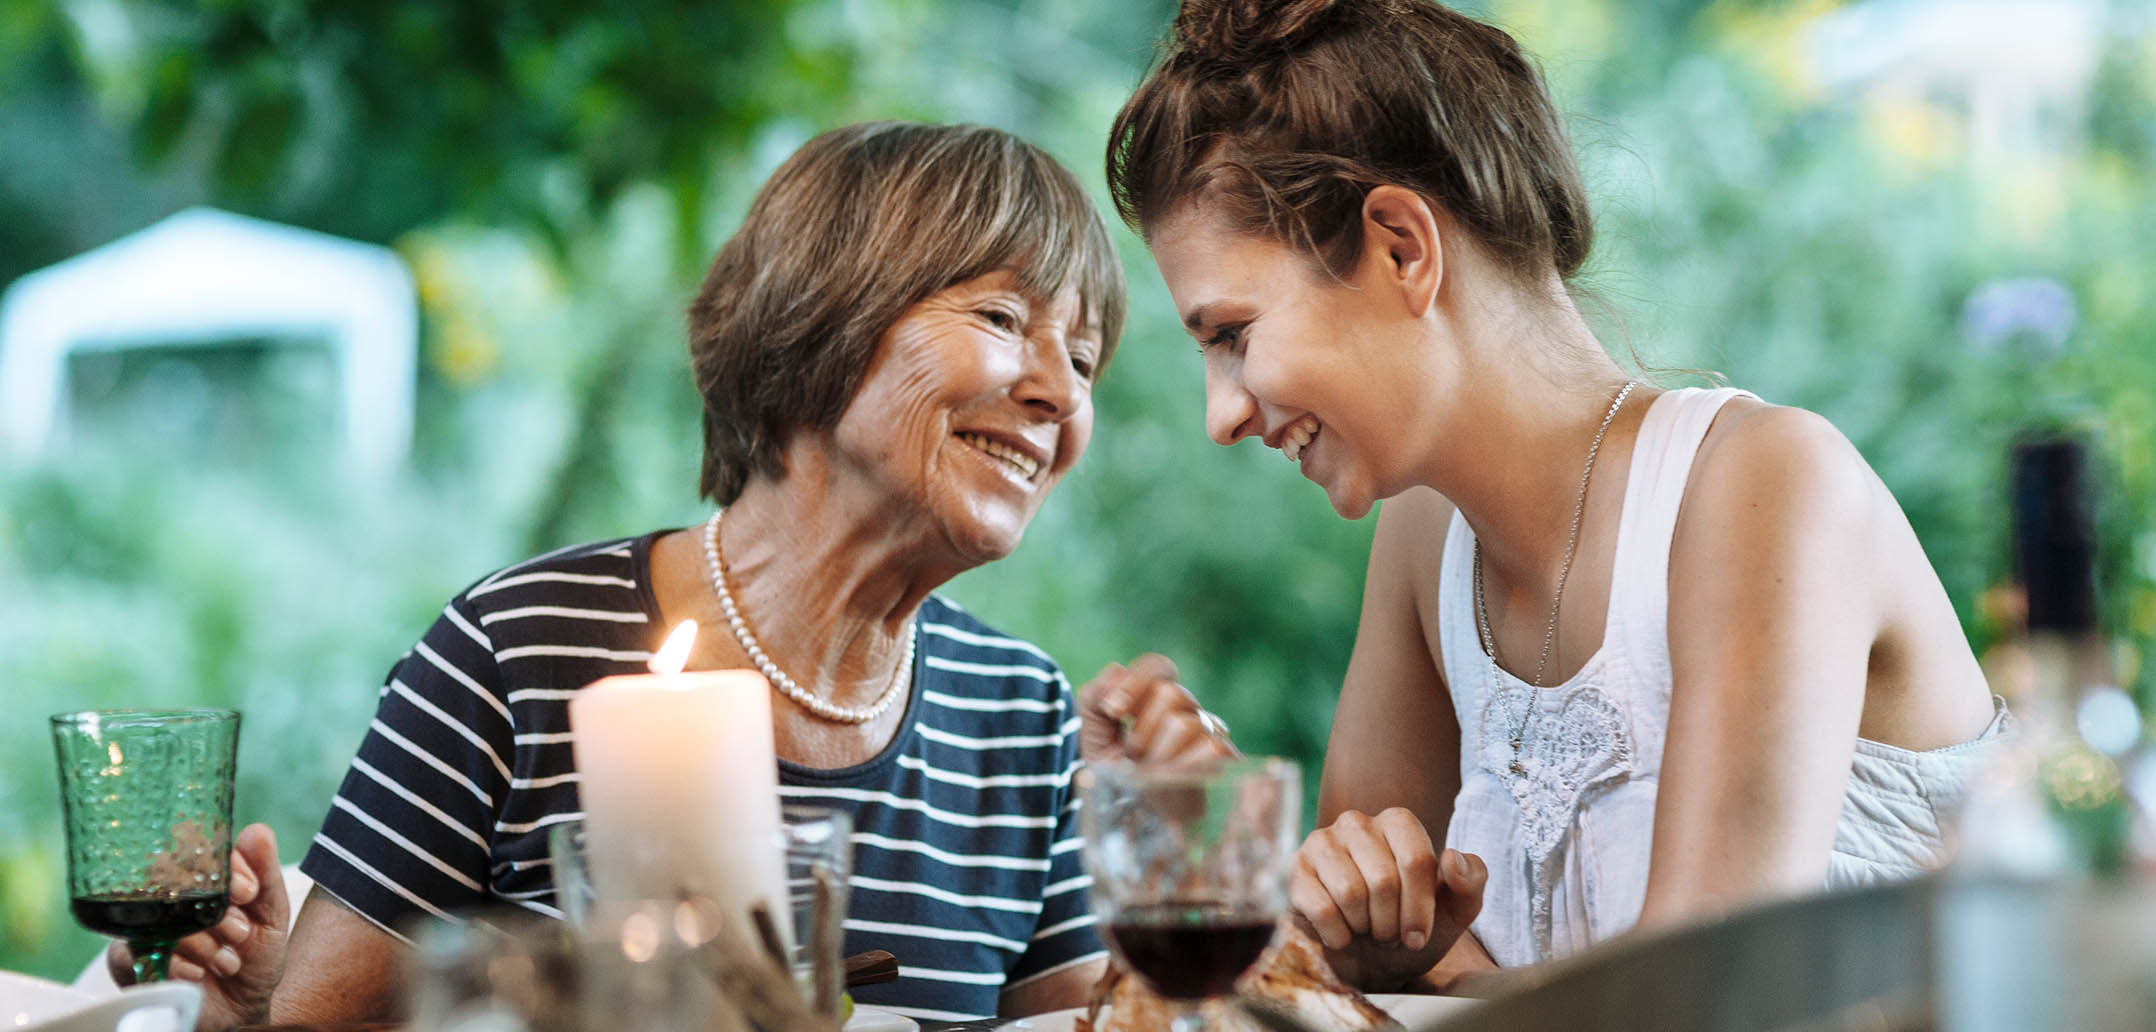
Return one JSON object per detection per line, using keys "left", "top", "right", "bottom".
{"left": 1360, "top": 185, "right": 1443, "bottom": 317}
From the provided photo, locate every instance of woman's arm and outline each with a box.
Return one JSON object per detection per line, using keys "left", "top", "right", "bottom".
{"left": 268, "top": 895, "right": 410, "bottom": 1022}
{"left": 1000, "top": 957, "right": 1108, "bottom": 1017}
{"left": 266, "top": 589, "right": 520, "bottom": 1022}
{"left": 1643, "top": 405, "right": 1881, "bottom": 927}
{"left": 1296, "top": 489, "right": 1487, "bottom": 989}
{"left": 1317, "top": 489, "right": 1462, "bottom": 830}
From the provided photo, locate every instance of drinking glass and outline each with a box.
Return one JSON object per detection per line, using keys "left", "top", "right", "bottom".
{"left": 781, "top": 804, "right": 852, "bottom": 1009}
{"left": 547, "top": 819, "right": 595, "bottom": 935}
{"left": 1082, "top": 757, "right": 1301, "bottom": 1032}
{"left": 50, "top": 708, "right": 241, "bottom": 982}
{"left": 405, "top": 910, "right": 707, "bottom": 1032}
{"left": 551, "top": 809, "right": 852, "bottom": 1013}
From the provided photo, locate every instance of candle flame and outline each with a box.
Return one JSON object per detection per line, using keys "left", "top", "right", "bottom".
{"left": 649, "top": 620, "right": 698, "bottom": 675}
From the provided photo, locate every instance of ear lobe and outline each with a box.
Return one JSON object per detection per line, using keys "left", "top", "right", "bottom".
{"left": 1362, "top": 185, "right": 1443, "bottom": 316}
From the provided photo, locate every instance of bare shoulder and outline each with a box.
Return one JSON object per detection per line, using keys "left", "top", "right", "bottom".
{"left": 1666, "top": 399, "right": 1990, "bottom": 750}
{"left": 1670, "top": 397, "right": 1904, "bottom": 647}
{"left": 1684, "top": 398, "right": 1885, "bottom": 539}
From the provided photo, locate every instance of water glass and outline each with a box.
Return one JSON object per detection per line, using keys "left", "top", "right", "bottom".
{"left": 405, "top": 911, "right": 708, "bottom": 1032}
{"left": 51, "top": 708, "right": 241, "bottom": 983}
{"left": 549, "top": 807, "right": 852, "bottom": 1012}
{"left": 781, "top": 804, "right": 853, "bottom": 1006}
{"left": 548, "top": 819, "right": 595, "bottom": 935}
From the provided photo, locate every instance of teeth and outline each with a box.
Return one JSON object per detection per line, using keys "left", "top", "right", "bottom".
{"left": 1280, "top": 416, "right": 1321, "bottom": 462}
{"left": 957, "top": 432, "right": 1042, "bottom": 479}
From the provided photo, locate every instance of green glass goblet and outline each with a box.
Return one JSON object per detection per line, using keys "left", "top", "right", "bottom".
{"left": 51, "top": 708, "right": 240, "bottom": 982}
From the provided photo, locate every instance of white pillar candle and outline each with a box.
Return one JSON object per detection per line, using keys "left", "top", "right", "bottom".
{"left": 570, "top": 664, "right": 789, "bottom": 947}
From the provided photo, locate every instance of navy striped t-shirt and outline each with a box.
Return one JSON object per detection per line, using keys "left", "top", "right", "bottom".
{"left": 300, "top": 532, "right": 1103, "bottom": 1020}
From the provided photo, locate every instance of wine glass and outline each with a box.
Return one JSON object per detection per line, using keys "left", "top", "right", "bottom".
{"left": 51, "top": 708, "right": 240, "bottom": 982}
{"left": 1082, "top": 757, "right": 1301, "bottom": 1032}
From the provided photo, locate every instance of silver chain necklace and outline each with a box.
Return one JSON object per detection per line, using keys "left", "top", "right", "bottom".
{"left": 1474, "top": 379, "right": 1638, "bottom": 775}
{"left": 702, "top": 509, "right": 915, "bottom": 725}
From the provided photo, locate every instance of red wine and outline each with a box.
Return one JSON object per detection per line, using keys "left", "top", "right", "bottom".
{"left": 1104, "top": 903, "right": 1277, "bottom": 1001}
{"left": 71, "top": 891, "right": 228, "bottom": 943}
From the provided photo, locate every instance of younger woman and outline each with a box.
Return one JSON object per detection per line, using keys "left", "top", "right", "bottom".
{"left": 1103, "top": 0, "right": 2007, "bottom": 989}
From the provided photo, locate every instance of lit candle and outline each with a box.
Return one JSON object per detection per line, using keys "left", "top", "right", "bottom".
{"left": 569, "top": 620, "right": 789, "bottom": 946}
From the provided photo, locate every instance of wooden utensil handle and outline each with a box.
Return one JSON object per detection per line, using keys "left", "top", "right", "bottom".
{"left": 844, "top": 949, "right": 900, "bottom": 987}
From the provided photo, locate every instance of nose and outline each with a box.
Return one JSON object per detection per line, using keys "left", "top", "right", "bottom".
{"left": 1203, "top": 354, "right": 1260, "bottom": 446}
{"left": 1016, "top": 333, "right": 1087, "bottom": 421}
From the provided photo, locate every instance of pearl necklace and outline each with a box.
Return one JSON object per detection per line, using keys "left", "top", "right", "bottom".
{"left": 702, "top": 509, "right": 915, "bottom": 725}
{"left": 1474, "top": 379, "right": 1637, "bottom": 776}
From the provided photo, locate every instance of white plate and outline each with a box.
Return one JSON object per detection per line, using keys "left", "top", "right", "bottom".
{"left": 0, "top": 970, "right": 95, "bottom": 1026}
{"left": 1371, "top": 995, "right": 1482, "bottom": 1027}
{"left": 847, "top": 1004, "right": 919, "bottom": 1032}
{"left": 0, "top": 971, "right": 201, "bottom": 1032}
{"left": 998, "top": 993, "right": 1480, "bottom": 1030}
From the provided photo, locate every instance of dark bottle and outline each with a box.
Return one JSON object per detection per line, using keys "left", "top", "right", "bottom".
{"left": 1961, "top": 433, "right": 2138, "bottom": 877}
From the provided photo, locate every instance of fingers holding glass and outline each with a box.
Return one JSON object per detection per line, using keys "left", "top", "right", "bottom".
{"left": 227, "top": 824, "right": 289, "bottom": 936}
{"left": 103, "top": 820, "right": 287, "bottom": 1031}
{"left": 170, "top": 931, "right": 243, "bottom": 980}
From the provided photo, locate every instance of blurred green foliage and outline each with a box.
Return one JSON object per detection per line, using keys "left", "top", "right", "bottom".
{"left": 4, "top": 0, "right": 2153, "bottom": 980}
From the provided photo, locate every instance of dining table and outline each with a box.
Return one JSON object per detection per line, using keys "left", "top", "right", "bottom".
{"left": 228, "top": 874, "right": 2156, "bottom": 1032}
{"left": 235, "top": 1020, "right": 1026, "bottom": 1032}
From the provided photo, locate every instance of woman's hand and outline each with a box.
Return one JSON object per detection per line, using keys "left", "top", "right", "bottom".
{"left": 108, "top": 823, "right": 290, "bottom": 1030}
{"left": 1078, "top": 653, "right": 1237, "bottom": 766}
{"left": 1291, "top": 808, "right": 1486, "bottom": 991}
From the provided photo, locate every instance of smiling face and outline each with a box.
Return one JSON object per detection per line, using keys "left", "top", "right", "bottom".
{"left": 829, "top": 268, "right": 1099, "bottom": 564}
{"left": 1149, "top": 202, "right": 1431, "bottom": 520}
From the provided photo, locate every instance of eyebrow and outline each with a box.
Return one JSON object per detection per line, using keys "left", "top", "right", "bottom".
{"left": 1181, "top": 302, "right": 1217, "bottom": 334}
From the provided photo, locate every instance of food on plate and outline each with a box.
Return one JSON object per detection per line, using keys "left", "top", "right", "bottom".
{"left": 1078, "top": 924, "right": 1400, "bottom": 1032}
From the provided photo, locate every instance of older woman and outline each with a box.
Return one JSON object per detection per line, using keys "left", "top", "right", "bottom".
{"left": 113, "top": 121, "right": 1226, "bottom": 1026}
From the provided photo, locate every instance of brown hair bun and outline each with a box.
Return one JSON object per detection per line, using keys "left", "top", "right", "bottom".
{"left": 1110, "top": 0, "right": 1593, "bottom": 289}
{"left": 1171, "top": 0, "right": 1340, "bottom": 64}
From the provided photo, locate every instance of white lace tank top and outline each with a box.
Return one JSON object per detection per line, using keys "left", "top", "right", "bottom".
{"left": 1437, "top": 386, "right": 2009, "bottom": 968}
